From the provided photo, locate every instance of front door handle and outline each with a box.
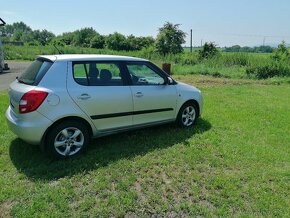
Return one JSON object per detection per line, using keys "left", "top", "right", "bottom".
{"left": 134, "top": 92, "right": 143, "bottom": 98}
{"left": 78, "top": 94, "right": 91, "bottom": 100}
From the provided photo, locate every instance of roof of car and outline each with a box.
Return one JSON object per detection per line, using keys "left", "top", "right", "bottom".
{"left": 39, "top": 54, "right": 148, "bottom": 62}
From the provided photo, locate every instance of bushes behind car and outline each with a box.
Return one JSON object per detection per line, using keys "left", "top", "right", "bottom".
{"left": 246, "top": 60, "right": 290, "bottom": 79}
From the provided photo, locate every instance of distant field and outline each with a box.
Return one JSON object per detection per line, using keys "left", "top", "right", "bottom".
{"left": 4, "top": 45, "right": 290, "bottom": 83}
{"left": 1, "top": 75, "right": 290, "bottom": 217}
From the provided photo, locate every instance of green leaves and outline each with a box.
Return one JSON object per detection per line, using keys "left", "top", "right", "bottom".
{"left": 272, "top": 41, "right": 290, "bottom": 62}
{"left": 246, "top": 41, "right": 290, "bottom": 79}
{"left": 156, "top": 22, "right": 186, "bottom": 55}
{"left": 2, "top": 22, "right": 55, "bottom": 46}
{"left": 198, "top": 42, "right": 219, "bottom": 60}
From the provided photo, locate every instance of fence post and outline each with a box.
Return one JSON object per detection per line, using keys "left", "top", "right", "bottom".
{"left": 162, "top": 63, "right": 171, "bottom": 75}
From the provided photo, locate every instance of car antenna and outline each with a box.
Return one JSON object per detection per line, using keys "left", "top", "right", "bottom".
{"left": 53, "top": 44, "right": 63, "bottom": 54}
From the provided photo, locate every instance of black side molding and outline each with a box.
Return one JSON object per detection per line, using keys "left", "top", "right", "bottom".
{"left": 90, "top": 108, "right": 173, "bottom": 120}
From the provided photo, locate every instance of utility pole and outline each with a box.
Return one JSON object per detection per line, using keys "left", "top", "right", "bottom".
{"left": 190, "top": 29, "right": 192, "bottom": 53}
{"left": 201, "top": 39, "right": 203, "bottom": 47}
{"left": 263, "top": 36, "right": 266, "bottom": 46}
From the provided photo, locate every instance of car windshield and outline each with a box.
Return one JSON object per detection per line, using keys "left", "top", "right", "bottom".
{"left": 18, "top": 58, "right": 53, "bottom": 85}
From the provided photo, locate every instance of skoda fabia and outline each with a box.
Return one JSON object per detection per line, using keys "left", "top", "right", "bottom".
{"left": 6, "top": 55, "right": 203, "bottom": 158}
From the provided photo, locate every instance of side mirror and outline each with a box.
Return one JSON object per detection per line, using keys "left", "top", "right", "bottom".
{"left": 167, "top": 77, "right": 174, "bottom": 85}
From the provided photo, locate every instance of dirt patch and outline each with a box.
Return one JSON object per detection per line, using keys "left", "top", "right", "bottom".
{"left": 173, "top": 75, "right": 267, "bottom": 87}
{"left": 195, "top": 79, "right": 260, "bottom": 86}
{"left": 0, "top": 201, "right": 14, "bottom": 218}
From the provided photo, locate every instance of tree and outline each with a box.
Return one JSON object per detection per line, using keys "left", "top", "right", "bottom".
{"left": 72, "top": 27, "right": 96, "bottom": 47}
{"left": 21, "top": 31, "right": 35, "bottom": 44}
{"left": 12, "top": 22, "right": 32, "bottom": 33}
{"left": 156, "top": 22, "right": 186, "bottom": 55}
{"left": 272, "top": 41, "right": 289, "bottom": 61}
{"left": 90, "top": 33, "right": 105, "bottom": 49}
{"left": 225, "top": 45, "right": 273, "bottom": 53}
{"left": 1, "top": 22, "right": 33, "bottom": 41}
{"left": 253, "top": 46, "right": 273, "bottom": 53}
{"left": 127, "top": 34, "right": 138, "bottom": 50}
{"left": 124, "top": 35, "right": 155, "bottom": 51}
{"left": 224, "top": 45, "right": 241, "bottom": 52}
{"left": 106, "top": 32, "right": 129, "bottom": 51}
{"left": 140, "top": 36, "right": 155, "bottom": 49}
{"left": 198, "top": 42, "right": 219, "bottom": 59}
{"left": 59, "top": 32, "right": 75, "bottom": 45}
{"left": 33, "top": 29, "right": 55, "bottom": 46}
{"left": 1, "top": 24, "right": 15, "bottom": 37}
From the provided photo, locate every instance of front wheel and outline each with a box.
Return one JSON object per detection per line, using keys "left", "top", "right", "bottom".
{"left": 177, "top": 103, "right": 198, "bottom": 127}
{"left": 45, "top": 121, "right": 89, "bottom": 159}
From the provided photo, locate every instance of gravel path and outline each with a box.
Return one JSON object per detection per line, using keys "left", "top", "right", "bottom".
{"left": 0, "top": 61, "right": 31, "bottom": 91}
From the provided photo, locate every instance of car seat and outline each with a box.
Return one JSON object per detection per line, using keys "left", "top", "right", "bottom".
{"left": 100, "top": 69, "right": 112, "bottom": 85}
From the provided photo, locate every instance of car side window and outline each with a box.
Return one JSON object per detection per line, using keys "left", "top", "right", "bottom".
{"left": 127, "top": 63, "right": 165, "bottom": 85}
{"left": 73, "top": 62, "right": 124, "bottom": 86}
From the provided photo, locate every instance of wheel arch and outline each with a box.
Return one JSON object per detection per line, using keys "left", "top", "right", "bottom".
{"left": 178, "top": 99, "right": 200, "bottom": 118}
{"left": 40, "top": 116, "right": 93, "bottom": 151}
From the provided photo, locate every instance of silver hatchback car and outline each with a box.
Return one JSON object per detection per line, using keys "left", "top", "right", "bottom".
{"left": 6, "top": 55, "right": 203, "bottom": 158}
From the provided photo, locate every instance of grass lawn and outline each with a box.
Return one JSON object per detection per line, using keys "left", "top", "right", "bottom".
{"left": 0, "top": 75, "right": 290, "bottom": 217}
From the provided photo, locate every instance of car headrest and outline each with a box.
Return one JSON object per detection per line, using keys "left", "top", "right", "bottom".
{"left": 100, "top": 69, "right": 112, "bottom": 82}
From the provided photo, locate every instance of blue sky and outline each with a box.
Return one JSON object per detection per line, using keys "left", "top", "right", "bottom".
{"left": 1, "top": 0, "right": 290, "bottom": 47}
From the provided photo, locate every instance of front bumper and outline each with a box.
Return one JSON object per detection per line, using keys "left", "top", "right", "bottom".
{"left": 5, "top": 106, "right": 52, "bottom": 145}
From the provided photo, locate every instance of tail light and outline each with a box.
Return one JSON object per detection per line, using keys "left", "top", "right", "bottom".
{"left": 19, "top": 90, "right": 48, "bottom": 114}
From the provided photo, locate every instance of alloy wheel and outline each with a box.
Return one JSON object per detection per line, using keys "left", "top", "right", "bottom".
{"left": 54, "top": 127, "right": 84, "bottom": 156}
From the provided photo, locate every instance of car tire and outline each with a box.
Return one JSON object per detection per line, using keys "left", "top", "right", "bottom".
{"left": 176, "top": 102, "right": 198, "bottom": 128}
{"left": 45, "top": 121, "right": 89, "bottom": 159}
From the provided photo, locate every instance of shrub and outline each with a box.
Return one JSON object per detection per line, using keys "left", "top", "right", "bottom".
{"left": 246, "top": 61, "right": 290, "bottom": 79}
{"left": 272, "top": 41, "right": 290, "bottom": 62}
{"left": 198, "top": 42, "right": 219, "bottom": 60}
{"left": 106, "top": 32, "right": 129, "bottom": 51}
{"left": 90, "top": 34, "right": 105, "bottom": 49}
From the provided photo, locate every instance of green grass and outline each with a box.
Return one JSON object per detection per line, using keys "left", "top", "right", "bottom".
{"left": 172, "top": 64, "right": 246, "bottom": 78}
{"left": 1, "top": 75, "right": 290, "bottom": 217}
{"left": 5, "top": 44, "right": 290, "bottom": 81}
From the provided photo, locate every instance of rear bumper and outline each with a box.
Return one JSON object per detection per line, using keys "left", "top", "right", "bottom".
{"left": 5, "top": 106, "right": 52, "bottom": 145}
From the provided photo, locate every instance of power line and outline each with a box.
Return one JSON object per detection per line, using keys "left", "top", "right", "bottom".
{"left": 191, "top": 31, "right": 290, "bottom": 39}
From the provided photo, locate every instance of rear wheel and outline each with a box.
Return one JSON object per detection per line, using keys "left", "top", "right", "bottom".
{"left": 46, "top": 121, "right": 89, "bottom": 159}
{"left": 177, "top": 102, "right": 198, "bottom": 127}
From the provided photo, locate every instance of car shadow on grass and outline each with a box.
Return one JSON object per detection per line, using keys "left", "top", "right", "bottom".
{"left": 9, "top": 118, "right": 211, "bottom": 181}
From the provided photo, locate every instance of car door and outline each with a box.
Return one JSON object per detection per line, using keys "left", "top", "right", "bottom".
{"left": 126, "top": 62, "right": 177, "bottom": 126}
{"left": 67, "top": 61, "right": 133, "bottom": 131}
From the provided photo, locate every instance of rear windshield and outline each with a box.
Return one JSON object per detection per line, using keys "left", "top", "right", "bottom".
{"left": 18, "top": 58, "right": 53, "bottom": 85}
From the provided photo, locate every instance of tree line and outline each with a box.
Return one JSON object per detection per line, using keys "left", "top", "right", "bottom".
{"left": 1, "top": 22, "right": 55, "bottom": 46}
{"left": 1, "top": 21, "right": 186, "bottom": 55}
{"left": 224, "top": 45, "right": 273, "bottom": 53}
{"left": 1, "top": 21, "right": 283, "bottom": 55}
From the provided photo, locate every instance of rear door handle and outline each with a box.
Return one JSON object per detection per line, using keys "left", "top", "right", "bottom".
{"left": 78, "top": 94, "right": 91, "bottom": 100}
{"left": 134, "top": 92, "right": 143, "bottom": 98}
